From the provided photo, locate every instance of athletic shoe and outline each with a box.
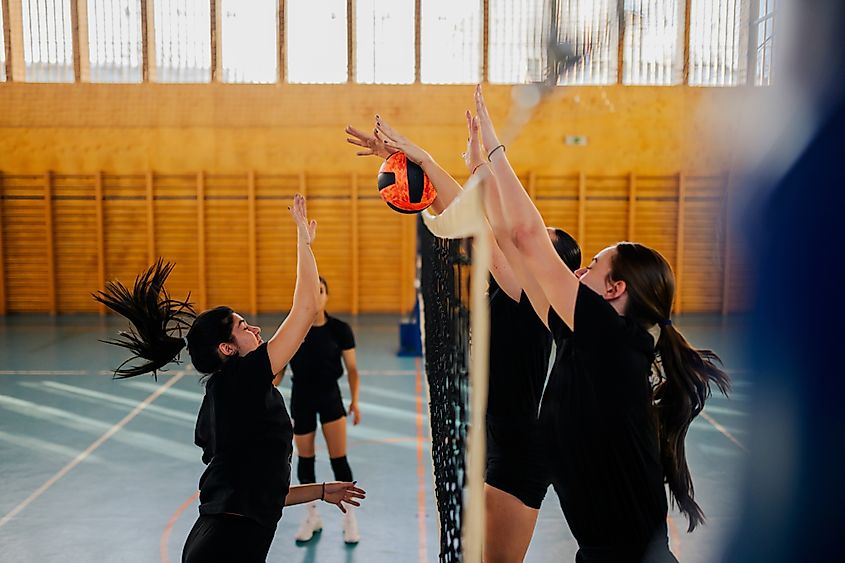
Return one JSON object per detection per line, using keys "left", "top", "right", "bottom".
{"left": 295, "top": 502, "right": 323, "bottom": 543}
{"left": 342, "top": 507, "right": 360, "bottom": 545}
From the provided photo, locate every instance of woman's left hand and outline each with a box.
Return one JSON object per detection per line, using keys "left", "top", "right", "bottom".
{"left": 323, "top": 481, "right": 367, "bottom": 513}
{"left": 463, "top": 110, "right": 486, "bottom": 172}
{"left": 346, "top": 125, "right": 396, "bottom": 159}
{"left": 348, "top": 401, "right": 361, "bottom": 425}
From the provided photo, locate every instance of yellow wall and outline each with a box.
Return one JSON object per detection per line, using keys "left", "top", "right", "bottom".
{"left": 0, "top": 83, "right": 747, "bottom": 315}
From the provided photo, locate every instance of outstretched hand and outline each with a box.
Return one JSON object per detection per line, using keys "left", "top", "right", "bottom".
{"left": 346, "top": 125, "right": 396, "bottom": 159}
{"left": 374, "top": 116, "right": 432, "bottom": 166}
{"left": 289, "top": 193, "right": 317, "bottom": 245}
{"left": 464, "top": 110, "right": 486, "bottom": 172}
{"left": 474, "top": 85, "right": 502, "bottom": 155}
{"left": 323, "top": 481, "right": 367, "bottom": 513}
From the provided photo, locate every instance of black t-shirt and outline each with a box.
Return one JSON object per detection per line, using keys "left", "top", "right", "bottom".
{"left": 195, "top": 343, "right": 294, "bottom": 529}
{"left": 540, "top": 284, "right": 669, "bottom": 558}
{"left": 487, "top": 278, "right": 553, "bottom": 422}
{"left": 289, "top": 315, "right": 355, "bottom": 390}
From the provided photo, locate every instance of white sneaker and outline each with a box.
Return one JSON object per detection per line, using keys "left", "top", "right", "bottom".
{"left": 295, "top": 502, "right": 322, "bottom": 542}
{"left": 342, "top": 508, "right": 360, "bottom": 545}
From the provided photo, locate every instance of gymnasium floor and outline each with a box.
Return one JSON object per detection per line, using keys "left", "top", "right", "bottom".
{"left": 0, "top": 313, "right": 748, "bottom": 562}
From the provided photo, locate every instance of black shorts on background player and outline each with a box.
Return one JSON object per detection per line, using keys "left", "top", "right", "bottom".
{"left": 288, "top": 315, "right": 355, "bottom": 435}
{"left": 184, "top": 343, "right": 293, "bottom": 562}
{"left": 541, "top": 285, "right": 677, "bottom": 563}
{"left": 485, "top": 278, "right": 554, "bottom": 508}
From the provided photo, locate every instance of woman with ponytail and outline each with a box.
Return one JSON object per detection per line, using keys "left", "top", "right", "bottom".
{"left": 93, "top": 195, "right": 365, "bottom": 563}
{"left": 473, "top": 86, "right": 729, "bottom": 562}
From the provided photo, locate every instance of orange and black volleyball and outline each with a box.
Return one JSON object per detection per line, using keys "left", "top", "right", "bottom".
{"left": 377, "top": 152, "right": 437, "bottom": 214}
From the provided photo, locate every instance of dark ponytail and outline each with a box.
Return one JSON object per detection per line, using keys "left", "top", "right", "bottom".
{"left": 611, "top": 242, "right": 730, "bottom": 532}
{"left": 93, "top": 259, "right": 195, "bottom": 379}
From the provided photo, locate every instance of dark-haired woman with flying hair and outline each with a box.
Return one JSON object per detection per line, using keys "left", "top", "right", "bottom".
{"left": 472, "top": 86, "right": 729, "bottom": 563}
{"left": 93, "top": 195, "right": 366, "bottom": 563}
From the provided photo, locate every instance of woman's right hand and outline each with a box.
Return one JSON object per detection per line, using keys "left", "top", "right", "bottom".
{"left": 374, "top": 116, "right": 433, "bottom": 166}
{"left": 345, "top": 125, "right": 396, "bottom": 159}
{"left": 464, "top": 110, "right": 486, "bottom": 172}
{"left": 289, "top": 193, "right": 317, "bottom": 245}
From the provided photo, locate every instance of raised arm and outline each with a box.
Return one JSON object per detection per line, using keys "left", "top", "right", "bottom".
{"left": 266, "top": 194, "right": 321, "bottom": 375}
{"left": 475, "top": 85, "right": 580, "bottom": 330}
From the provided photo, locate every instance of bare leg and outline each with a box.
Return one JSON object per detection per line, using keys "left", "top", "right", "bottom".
{"left": 294, "top": 432, "right": 317, "bottom": 458}
{"left": 321, "top": 417, "right": 348, "bottom": 458}
{"left": 484, "top": 484, "right": 540, "bottom": 563}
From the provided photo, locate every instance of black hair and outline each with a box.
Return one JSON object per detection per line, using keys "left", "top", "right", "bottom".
{"left": 610, "top": 242, "right": 730, "bottom": 531}
{"left": 93, "top": 259, "right": 236, "bottom": 378}
{"left": 549, "top": 228, "right": 582, "bottom": 272}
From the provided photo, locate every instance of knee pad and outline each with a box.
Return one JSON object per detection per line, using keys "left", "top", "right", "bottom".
{"left": 297, "top": 455, "right": 316, "bottom": 484}
{"left": 329, "top": 456, "right": 353, "bottom": 482}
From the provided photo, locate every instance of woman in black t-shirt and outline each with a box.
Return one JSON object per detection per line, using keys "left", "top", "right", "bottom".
{"left": 472, "top": 86, "right": 730, "bottom": 562}
{"left": 348, "top": 116, "right": 581, "bottom": 562}
{"left": 94, "top": 195, "right": 366, "bottom": 563}
{"left": 273, "top": 276, "right": 363, "bottom": 545}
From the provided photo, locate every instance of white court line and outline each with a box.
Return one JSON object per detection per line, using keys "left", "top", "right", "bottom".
{"left": 0, "top": 372, "right": 186, "bottom": 530}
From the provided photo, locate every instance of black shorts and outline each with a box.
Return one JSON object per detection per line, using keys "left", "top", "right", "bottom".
{"left": 182, "top": 514, "right": 275, "bottom": 563}
{"left": 485, "top": 414, "right": 551, "bottom": 510}
{"left": 290, "top": 383, "right": 347, "bottom": 435}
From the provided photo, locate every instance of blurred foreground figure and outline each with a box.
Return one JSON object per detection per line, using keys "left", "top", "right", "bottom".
{"left": 725, "top": 1, "right": 845, "bottom": 561}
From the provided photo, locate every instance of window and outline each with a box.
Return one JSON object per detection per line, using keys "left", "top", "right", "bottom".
{"left": 356, "top": 0, "right": 414, "bottom": 84}
{"left": 753, "top": 0, "right": 776, "bottom": 86}
{"left": 688, "top": 0, "right": 743, "bottom": 86}
{"left": 623, "top": 0, "right": 684, "bottom": 84}
{"left": 88, "top": 0, "right": 143, "bottom": 83}
{"left": 488, "top": 0, "right": 546, "bottom": 84}
{"left": 421, "top": 0, "right": 482, "bottom": 84}
{"left": 552, "top": 0, "right": 619, "bottom": 85}
{"left": 221, "top": 0, "right": 277, "bottom": 83}
{"left": 287, "top": 0, "right": 347, "bottom": 84}
{"left": 22, "top": 0, "right": 74, "bottom": 82}
{"left": 154, "top": 0, "right": 211, "bottom": 83}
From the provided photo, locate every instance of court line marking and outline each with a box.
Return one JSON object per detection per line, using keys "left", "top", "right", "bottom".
{"left": 0, "top": 372, "right": 186, "bottom": 530}
{"left": 415, "top": 357, "right": 428, "bottom": 563}
{"left": 700, "top": 411, "right": 747, "bottom": 452}
{"left": 160, "top": 491, "right": 199, "bottom": 563}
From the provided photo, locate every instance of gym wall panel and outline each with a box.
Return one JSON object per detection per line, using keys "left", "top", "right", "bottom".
{"left": 153, "top": 175, "right": 200, "bottom": 310}
{"left": 633, "top": 175, "right": 679, "bottom": 267}
{"left": 682, "top": 176, "right": 726, "bottom": 313}
{"left": 103, "top": 174, "right": 150, "bottom": 297}
{"left": 255, "top": 174, "right": 299, "bottom": 313}
{"left": 583, "top": 175, "right": 629, "bottom": 265}
{"left": 536, "top": 174, "right": 579, "bottom": 252}
{"left": 53, "top": 174, "right": 99, "bottom": 312}
{"left": 307, "top": 175, "right": 354, "bottom": 314}
{"left": 205, "top": 174, "right": 251, "bottom": 313}
{"left": 358, "top": 198, "right": 407, "bottom": 313}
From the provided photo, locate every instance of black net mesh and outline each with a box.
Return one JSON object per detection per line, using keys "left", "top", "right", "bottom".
{"left": 419, "top": 218, "right": 473, "bottom": 563}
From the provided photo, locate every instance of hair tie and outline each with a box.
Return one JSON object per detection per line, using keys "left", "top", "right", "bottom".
{"left": 659, "top": 319, "right": 672, "bottom": 327}
{"left": 487, "top": 144, "right": 506, "bottom": 161}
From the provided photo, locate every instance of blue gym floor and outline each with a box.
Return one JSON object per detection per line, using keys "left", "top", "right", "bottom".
{"left": 0, "top": 314, "right": 748, "bottom": 562}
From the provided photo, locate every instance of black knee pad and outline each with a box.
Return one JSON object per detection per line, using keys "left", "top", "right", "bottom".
{"left": 329, "top": 456, "right": 353, "bottom": 482}
{"left": 297, "top": 455, "right": 316, "bottom": 484}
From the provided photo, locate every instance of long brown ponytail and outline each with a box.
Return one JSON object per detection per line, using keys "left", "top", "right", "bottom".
{"left": 611, "top": 242, "right": 730, "bottom": 532}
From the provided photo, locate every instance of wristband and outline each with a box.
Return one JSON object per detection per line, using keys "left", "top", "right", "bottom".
{"left": 471, "top": 162, "right": 488, "bottom": 175}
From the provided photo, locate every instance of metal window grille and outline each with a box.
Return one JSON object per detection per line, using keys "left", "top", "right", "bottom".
{"left": 488, "top": 0, "right": 547, "bottom": 84}
{"left": 550, "top": 0, "right": 619, "bottom": 85}
{"left": 355, "top": 0, "right": 414, "bottom": 84}
{"left": 287, "top": 0, "right": 347, "bottom": 84}
{"left": 623, "top": 0, "right": 684, "bottom": 85}
{"left": 753, "top": 0, "right": 775, "bottom": 85}
{"left": 689, "top": 0, "right": 743, "bottom": 86}
{"left": 154, "top": 0, "right": 211, "bottom": 83}
{"left": 421, "top": 0, "right": 482, "bottom": 84}
{"left": 221, "top": 0, "right": 276, "bottom": 83}
{"left": 22, "top": 0, "right": 74, "bottom": 82}
{"left": 88, "top": 0, "right": 143, "bottom": 83}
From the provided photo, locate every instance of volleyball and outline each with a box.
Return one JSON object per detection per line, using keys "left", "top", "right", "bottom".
{"left": 377, "top": 152, "right": 437, "bottom": 214}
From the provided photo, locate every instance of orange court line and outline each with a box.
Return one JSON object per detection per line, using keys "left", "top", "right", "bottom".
{"left": 160, "top": 491, "right": 200, "bottom": 563}
{"left": 0, "top": 372, "right": 186, "bottom": 530}
{"left": 415, "top": 357, "right": 429, "bottom": 563}
{"left": 700, "top": 411, "right": 747, "bottom": 452}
